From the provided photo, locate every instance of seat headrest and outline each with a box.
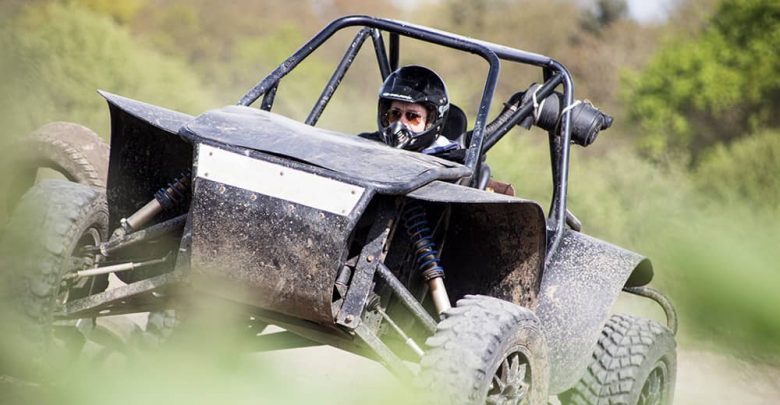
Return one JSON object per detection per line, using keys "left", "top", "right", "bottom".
{"left": 441, "top": 104, "right": 468, "bottom": 143}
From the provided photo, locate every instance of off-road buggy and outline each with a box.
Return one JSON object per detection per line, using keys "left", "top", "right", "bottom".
{"left": 2, "top": 16, "right": 678, "bottom": 404}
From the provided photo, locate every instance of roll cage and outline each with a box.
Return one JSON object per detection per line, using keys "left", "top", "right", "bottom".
{"left": 238, "top": 15, "right": 578, "bottom": 255}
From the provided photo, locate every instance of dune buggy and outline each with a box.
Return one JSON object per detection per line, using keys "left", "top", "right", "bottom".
{"left": 2, "top": 15, "right": 678, "bottom": 404}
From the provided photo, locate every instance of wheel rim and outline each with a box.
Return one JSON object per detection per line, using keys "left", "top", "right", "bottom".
{"left": 486, "top": 350, "right": 531, "bottom": 405}
{"left": 638, "top": 361, "right": 668, "bottom": 405}
{"left": 57, "top": 227, "right": 102, "bottom": 304}
{"left": 53, "top": 226, "right": 102, "bottom": 353}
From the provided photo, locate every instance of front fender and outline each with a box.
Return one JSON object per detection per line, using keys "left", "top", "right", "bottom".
{"left": 536, "top": 229, "right": 653, "bottom": 394}
{"left": 408, "top": 181, "right": 547, "bottom": 308}
{"left": 100, "top": 91, "right": 195, "bottom": 228}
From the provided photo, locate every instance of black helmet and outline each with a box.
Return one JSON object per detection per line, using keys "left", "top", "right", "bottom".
{"left": 377, "top": 65, "right": 449, "bottom": 151}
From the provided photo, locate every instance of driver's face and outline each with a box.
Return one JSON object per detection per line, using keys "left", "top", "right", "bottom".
{"left": 387, "top": 101, "right": 428, "bottom": 133}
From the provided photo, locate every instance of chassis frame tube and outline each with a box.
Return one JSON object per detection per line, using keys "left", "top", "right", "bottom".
{"left": 99, "top": 214, "right": 187, "bottom": 256}
{"left": 306, "top": 28, "right": 371, "bottom": 125}
{"left": 376, "top": 263, "right": 438, "bottom": 334}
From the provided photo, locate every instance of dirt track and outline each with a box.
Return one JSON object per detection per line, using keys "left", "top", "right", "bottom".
{"left": 675, "top": 348, "right": 780, "bottom": 404}
{"left": 251, "top": 336, "right": 780, "bottom": 404}
{"left": 2, "top": 335, "right": 779, "bottom": 404}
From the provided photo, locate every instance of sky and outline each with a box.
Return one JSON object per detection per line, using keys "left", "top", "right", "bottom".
{"left": 626, "top": 0, "right": 676, "bottom": 22}
{"left": 396, "top": 0, "right": 679, "bottom": 24}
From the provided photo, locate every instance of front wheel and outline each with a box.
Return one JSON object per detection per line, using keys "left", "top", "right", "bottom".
{"left": 418, "top": 295, "right": 549, "bottom": 405}
{"left": 0, "top": 180, "right": 125, "bottom": 378}
{"left": 559, "top": 314, "right": 676, "bottom": 405}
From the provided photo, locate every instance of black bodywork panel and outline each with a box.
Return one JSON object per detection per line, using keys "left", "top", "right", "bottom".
{"left": 102, "top": 91, "right": 195, "bottom": 228}
{"left": 408, "top": 181, "right": 547, "bottom": 308}
{"left": 187, "top": 143, "right": 373, "bottom": 325}
{"left": 101, "top": 92, "right": 194, "bottom": 282}
{"left": 181, "top": 105, "right": 471, "bottom": 194}
{"left": 536, "top": 230, "right": 653, "bottom": 393}
{"left": 188, "top": 178, "right": 354, "bottom": 324}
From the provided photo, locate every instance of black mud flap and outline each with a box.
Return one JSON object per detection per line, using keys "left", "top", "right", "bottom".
{"left": 535, "top": 229, "right": 653, "bottom": 394}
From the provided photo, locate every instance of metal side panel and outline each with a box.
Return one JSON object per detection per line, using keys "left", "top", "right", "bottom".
{"left": 536, "top": 229, "right": 653, "bottom": 394}
{"left": 103, "top": 92, "right": 195, "bottom": 229}
{"left": 408, "top": 180, "right": 547, "bottom": 308}
{"left": 188, "top": 143, "right": 371, "bottom": 325}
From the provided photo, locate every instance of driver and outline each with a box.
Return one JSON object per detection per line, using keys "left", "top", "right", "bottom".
{"left": 360, "top": 65, "right": 462, "bottom": 160}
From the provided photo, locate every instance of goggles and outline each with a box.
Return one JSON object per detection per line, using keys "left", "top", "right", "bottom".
{"left": 384, "top": 107, "right": 426, "bottom": 127}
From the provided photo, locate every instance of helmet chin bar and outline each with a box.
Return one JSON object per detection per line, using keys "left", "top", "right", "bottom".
{"left": 382, "top": 121, "right": 415, "bottom": 149}
{"left": 380, "top": 120, "right": 439, "bottom": 152}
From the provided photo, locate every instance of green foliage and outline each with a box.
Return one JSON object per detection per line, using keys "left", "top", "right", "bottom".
{"left": 695, "top": 129, "right": 780, "bottom": 210}
{"left": 69, "top": 0, "right": 148, "bottom": 23}
{"left": 490, "top": 133, "right": 692, "bottom": 250}
{"left": 663, "top": 203, "right": 780, "bottom": 359}
{"left": 492, "top": 132, "right": 780, "bottom": 359}
{"left": 0, "top": 3, "right": 215, "bottom": 141}
{"left": 626, "top": 0, "right": 780, "bottom": 162}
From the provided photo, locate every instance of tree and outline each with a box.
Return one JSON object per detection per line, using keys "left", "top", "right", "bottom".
{"left": 0, "top": 3, "right": 215, "bottom": 141}
{"left": 626, "top": 0, "right": 780, "bottom": 163}
{"left": 581, "top": 0, "right": 629, "bottom": 33}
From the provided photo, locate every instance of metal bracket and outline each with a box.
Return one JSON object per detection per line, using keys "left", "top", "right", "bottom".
{"left": 336, "top": 206, "right": 395, "bottom": 328}
{"left": 623, "top": 286, "right": 678, "bottom": 334}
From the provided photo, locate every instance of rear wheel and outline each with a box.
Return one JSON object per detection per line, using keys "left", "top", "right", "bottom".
{"left": 418, "top": 295, "right": 549, "bottom": 405}
{"left": 559, "top": 314, "right": 676, "bottom": 405}
{"left": 0, "top": 122, "right": 108, "bottom": 221}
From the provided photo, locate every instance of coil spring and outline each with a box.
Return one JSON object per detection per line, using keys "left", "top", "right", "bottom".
{"left": 403, "top": 203, "right": 444, "bottom": 281}
{"left": 154, "top": 170, "right": 192, "bottom": 211}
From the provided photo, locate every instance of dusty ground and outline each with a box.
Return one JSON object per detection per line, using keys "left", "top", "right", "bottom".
{"left": 675, "top": 348, "right": 780, "bottom": 404}
{"left": 249, "top": 339, "right": 780, "bottom": 404}
{"left": 2, "top": 323, "right": 779, "bottom": 404}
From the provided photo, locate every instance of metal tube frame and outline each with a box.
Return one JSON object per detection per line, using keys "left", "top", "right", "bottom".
{"left": 237, "top": 14, "right": 577, "bottom": 259}
{"left": 376, "top": 263, "right": 438, "bottom": 334}
{"left": 306, "top": 28, "right": 371, "bottom": 125}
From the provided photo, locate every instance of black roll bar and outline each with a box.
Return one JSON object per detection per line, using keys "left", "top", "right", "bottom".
{"left": 237, "top": 14, "right": 576, "bottom": 252}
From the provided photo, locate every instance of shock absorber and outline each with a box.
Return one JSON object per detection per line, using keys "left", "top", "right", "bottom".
{"left": 403, "top": 202, "right": 451, "bottom": 315}
{"left": 121, "top": 170, "right": 191, "bottom": 233}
